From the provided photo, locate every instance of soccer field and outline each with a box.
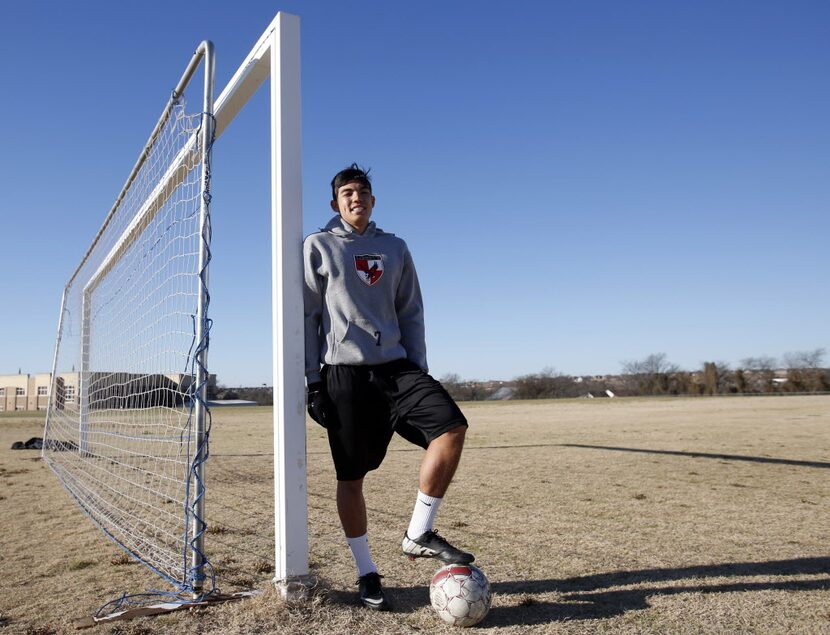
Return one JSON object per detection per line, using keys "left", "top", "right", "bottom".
{"left": 1, "top": 395, "right": 828, "bottom": 634}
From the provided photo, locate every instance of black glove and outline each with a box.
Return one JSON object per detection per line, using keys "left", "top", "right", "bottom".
{"left": 306, "top": 381, "right": 330, "bottom": 428}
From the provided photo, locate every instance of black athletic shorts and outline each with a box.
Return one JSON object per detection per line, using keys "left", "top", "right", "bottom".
{"left": 322, "top": 358, "right": 468, "bottom": 481}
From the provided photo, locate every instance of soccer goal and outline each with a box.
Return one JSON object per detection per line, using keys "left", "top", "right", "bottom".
{"left": 43, "top": 13, "right": 307, "bottom": 598}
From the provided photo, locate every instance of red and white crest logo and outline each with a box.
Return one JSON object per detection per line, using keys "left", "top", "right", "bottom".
{"left": 354, "top": 254, "right": 384, "bottom": 286}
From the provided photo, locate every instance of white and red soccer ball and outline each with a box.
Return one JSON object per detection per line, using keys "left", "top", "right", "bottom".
{"left": 429, "top": 563, "right": 491, "bottom": 627}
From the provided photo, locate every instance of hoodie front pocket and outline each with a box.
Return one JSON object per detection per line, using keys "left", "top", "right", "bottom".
{"left": 338, "top": 320, "right": 382, "bottom": 347}
{"left": 335, "top": 319, "right": 400, "bottom": 362}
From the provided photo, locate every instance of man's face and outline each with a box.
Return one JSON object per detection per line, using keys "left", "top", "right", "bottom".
{"left": 331, "top": 181, "right": 375, "bottom": 233}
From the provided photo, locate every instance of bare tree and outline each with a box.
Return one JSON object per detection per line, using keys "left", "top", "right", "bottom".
{"left": 718, "top": 362, "right": 738, "bottom": 394}
{"left": 739, "top": 356, "right": 777, "bottom": 393}
{"left": 439, "top": 373, "right": 487, "bottom": 401}
{"left": 782, "top": 348, "right": 828, "bottom": 393}
{"left": 513, "top": 367, "right": 579, "bottom": 400}
{"left": 782, "top": 348, "right": 826, "bottom": 369}
{"left": 740, "top": 356, "right": 777, "bottom": 371}
{"left": 622, "top": 353, "right": 679, "bottom": 376}
{"left": 440, "top": 373, "right": 467, "bottom": 401}
{"left": 620, "top": 353, "right": 680, "bottom": 395}
{"left": 440, "top": 373, "right": 462, "bottom": 392}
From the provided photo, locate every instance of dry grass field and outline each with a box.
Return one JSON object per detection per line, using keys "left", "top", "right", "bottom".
{"left": 1, "top": 395, "right": 829, "bottom": 634}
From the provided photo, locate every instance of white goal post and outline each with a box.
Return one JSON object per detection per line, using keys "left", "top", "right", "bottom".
{"left": 43, "top": 12, "right": 307, "bottom": 598}
{"left": 203, "top": 10, "right": 308, "bottom": 595}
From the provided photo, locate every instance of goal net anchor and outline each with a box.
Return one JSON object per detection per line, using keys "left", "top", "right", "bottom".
{"left": 73, "top": 591, "right": 261, "bottom": 630}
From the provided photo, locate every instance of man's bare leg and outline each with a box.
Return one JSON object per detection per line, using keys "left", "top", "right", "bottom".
{"left": 337, "top": 478, "right": 367, "bottom": 537}
{"left": 419, "top": 426, "right": 466, "bottom": 497}
{"left": 402, "top": 426, "right": 474, "bottom": 564}
{"left": 337, "top": 478, "right": 390, "bottom": 609}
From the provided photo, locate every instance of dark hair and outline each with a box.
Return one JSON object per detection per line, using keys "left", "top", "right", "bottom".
{"left": 331, "top": 163, "right": 372, "bottom": 201}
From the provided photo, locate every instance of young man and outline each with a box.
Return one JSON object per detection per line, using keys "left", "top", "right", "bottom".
{"left": 303, "top": 164, "right": 473, "bottom": 610}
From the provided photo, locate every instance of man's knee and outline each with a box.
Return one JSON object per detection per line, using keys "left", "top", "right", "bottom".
{"left": 433, "top": 424, "right": 466, "bottom": 449}
{"left": 337, "top": 478, "right": 364, "bottom": 497}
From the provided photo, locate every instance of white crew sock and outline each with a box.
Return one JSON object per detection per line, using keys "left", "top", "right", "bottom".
{"left": 346, "top": 533, "right": 377, "bottom": 577}
{"left": 407, "top": 489, "right": 443, "bottom": 539}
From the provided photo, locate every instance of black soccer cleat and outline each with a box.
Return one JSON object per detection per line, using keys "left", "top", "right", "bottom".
{"left": 401, "top": 530, "right": 475, "bottom": 565}
{"left": 357, "top": 571, "right": 391, "bottom": 611}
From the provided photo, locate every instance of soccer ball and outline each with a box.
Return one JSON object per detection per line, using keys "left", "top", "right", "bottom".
{"left": 429, "top": 563, "right": 491, "bottom": 627}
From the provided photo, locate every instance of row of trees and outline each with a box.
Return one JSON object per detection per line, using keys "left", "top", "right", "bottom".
{"left": 619, "top": 350, "right": 828, "bottom": 396}
{"left": 208, "top": 349, "right": 827, "bottom": 404}
{"left": 441, "top": 348, "right": 829, "bottom": 401}
{"left": 208, "top": 384, "right": 274, "bottom": 405}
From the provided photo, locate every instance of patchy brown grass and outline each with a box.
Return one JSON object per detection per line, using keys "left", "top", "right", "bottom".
{"left": 0, "top": 396, "right": 828, "bottom": 634}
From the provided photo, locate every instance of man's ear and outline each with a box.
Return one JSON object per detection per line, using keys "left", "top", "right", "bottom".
{"left": 330, "top": 200, "right": 339, "bottom": 213}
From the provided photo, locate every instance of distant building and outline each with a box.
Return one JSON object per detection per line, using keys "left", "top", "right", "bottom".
{"left": 0, "top": 372, "right": 76, "bottom": 412}
{"left": 0, "top": 372, "right": 210, "bottom": 412}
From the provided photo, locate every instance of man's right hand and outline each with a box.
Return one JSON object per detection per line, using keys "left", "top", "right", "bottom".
{"left": 306, "top": 382, "right": 330, "bottom": 428}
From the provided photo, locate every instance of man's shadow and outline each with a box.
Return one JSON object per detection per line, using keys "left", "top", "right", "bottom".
{"left": 329, "top": 557, "right": 830, "bottom": 625}
{"left": 484, "top": 556, "right": 830, "bottom": 625}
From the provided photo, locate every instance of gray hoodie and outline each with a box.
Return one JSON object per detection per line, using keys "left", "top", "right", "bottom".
{"left": 303, "top": 216, "right": 427, "bottom": 384}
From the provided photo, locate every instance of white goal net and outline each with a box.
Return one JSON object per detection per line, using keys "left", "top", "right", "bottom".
{"left": 43, "top": 44, "right": 216, "bottom": 594}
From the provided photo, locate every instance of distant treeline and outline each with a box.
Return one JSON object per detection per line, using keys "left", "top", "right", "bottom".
{"left": 209, "top": 385, "right": 274, "bottom": 406}
{"left": 441, "top": 350, "right": 830, "bottom": 401}
{"left": 210, "top": 349, "right": 829, "bottom": 405}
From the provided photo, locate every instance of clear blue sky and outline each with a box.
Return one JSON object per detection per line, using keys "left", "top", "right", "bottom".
{"left": 1, "top": 1, "right": 828, "bottom": 386}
